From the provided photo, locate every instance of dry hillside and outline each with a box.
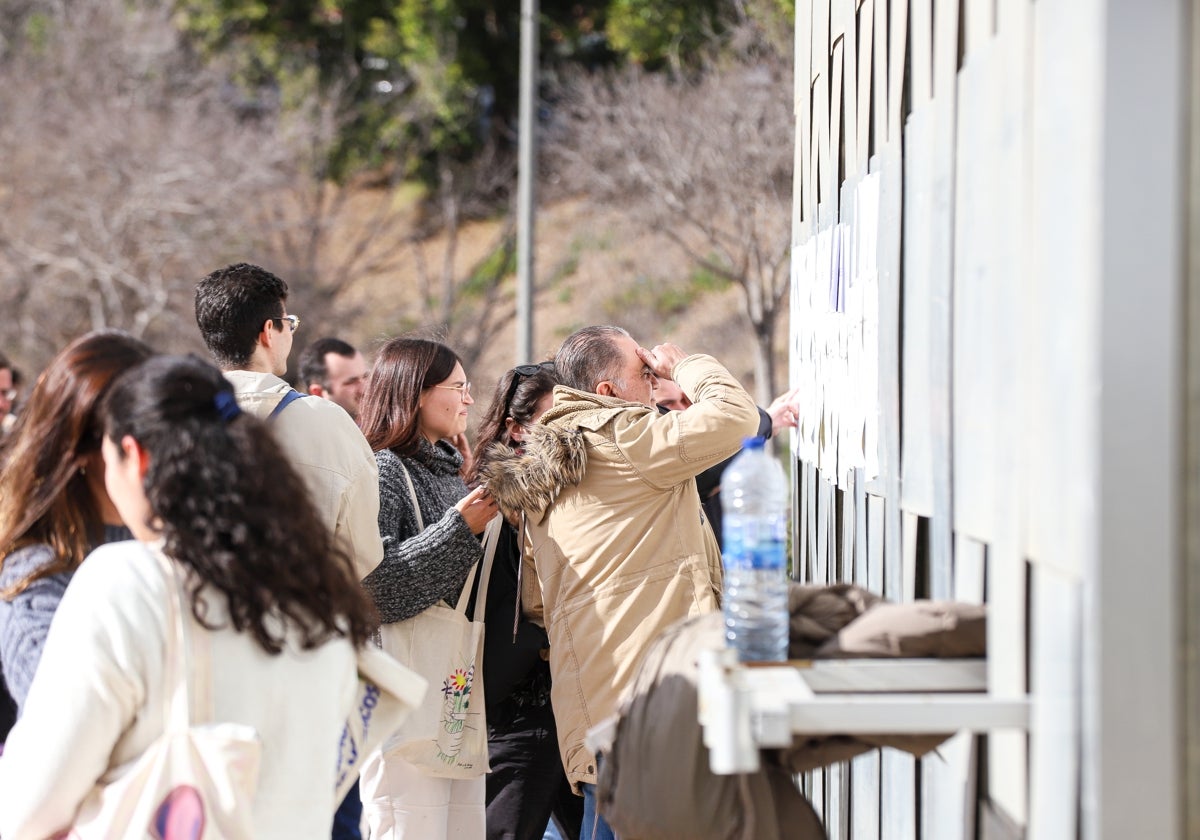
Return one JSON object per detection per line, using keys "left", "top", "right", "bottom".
{"left": 332, "top": 195, "right": 788, "bottom": 423}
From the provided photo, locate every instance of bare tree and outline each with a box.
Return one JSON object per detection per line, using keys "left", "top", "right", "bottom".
{"left": 545, "top": 40, "right": 793, "bottom": 401}
{"left": 0, "top": 0, "right": 288, "bottom": 370}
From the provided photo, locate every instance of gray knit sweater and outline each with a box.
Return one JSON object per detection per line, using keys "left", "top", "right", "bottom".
{"left": 364, "top": 439, "right": 482, "bottom": 624}
{"left": 0, "top": 525, "right": 133, "bottom": 714}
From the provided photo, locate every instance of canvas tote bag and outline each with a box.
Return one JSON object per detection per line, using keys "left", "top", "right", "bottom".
{"left": 336, "top": 644, "right": 430, "bottom": 801}
{"left": 66, "top": 546, "right": 262, "bottom": 839}
{"left": 369, "top": 462, "right": 498, "bottom": 780}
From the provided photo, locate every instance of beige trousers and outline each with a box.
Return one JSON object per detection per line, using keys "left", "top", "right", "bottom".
{"left": 360, "top": 750, "right": 486, "bottom": 840}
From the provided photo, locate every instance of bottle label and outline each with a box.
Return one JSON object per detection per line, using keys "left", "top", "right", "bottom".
{"left": 723, "top": 515, "right": 786, "bottom": 571}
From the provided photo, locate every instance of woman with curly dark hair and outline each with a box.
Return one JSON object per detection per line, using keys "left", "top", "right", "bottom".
{"left": 0, "top": 330, "right": 154, "bottom": 731}
{"left": 0, "top": 354, "right": 386, "bottom": 840}
{"left": 468, "top": 361, "right": 583, "bottom": 840}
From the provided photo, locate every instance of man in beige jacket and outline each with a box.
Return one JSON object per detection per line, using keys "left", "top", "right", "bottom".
{"left": 481, "top": 325, "right": 761, "bottom": 840}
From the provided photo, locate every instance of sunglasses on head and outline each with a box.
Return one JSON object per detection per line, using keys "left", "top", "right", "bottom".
{"left": 503, "top": 361, "right": 555, "bottom": 412}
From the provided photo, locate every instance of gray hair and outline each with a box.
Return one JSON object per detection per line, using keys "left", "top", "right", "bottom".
{"left": 554, "top": 325, "right": 631, "bottom": 393}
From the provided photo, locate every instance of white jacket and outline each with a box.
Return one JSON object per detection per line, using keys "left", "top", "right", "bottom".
{"left": 0, "top": 541, "right": 360, "bottom": 840}
{"left": 225, "top": 369, "right": 383, "bottom": 580}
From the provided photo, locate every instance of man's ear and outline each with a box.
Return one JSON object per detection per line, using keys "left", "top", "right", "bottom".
{"left": 595, "top": 381, "right": 615, "bottom": 398}
{"left": 307, "top": 383, "right": 326, "bottom": 398}
{"left": 259, "top": 319, "right": 280, "bottom": 352}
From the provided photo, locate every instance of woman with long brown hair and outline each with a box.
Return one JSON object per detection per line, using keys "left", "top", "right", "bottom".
{"left": 0, "top": 330, "right": 154, "bottom": 725}
{"left": 356, "top": 336, "right": 499, "bottom": 840}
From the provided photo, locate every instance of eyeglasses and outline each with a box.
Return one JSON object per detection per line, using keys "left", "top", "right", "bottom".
{"left": 503, "top": 361, "right": 555, "bottom": 411}
{"left": 271, "top": 314, "right": 300, "bottom": 333}
{"left": 433, "top": 382, "right": 472, "bottom": 402}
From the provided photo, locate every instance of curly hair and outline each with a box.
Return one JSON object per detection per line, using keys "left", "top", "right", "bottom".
{"left": 102, "top": 354, "right": 377, "bottom": 653}
{"left": 467, "top": 361, "right": 558, "bottom": 485}
{"left": 358, "top": 337, "right": 460, "bottom": 457}
{"left": 0, "top": 330, "right": 154, "bottom": 598}
{"left": 194, "top": 263, "right": 288, "bottom": 369}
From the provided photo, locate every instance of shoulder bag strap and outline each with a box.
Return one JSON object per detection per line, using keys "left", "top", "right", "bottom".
{"left": 397, "top": 459, "right": 425, "bottom": 531}
{"left": 150, "top": 545, "right": 208, "bottom": 732}
{"left": 470, "top": 515, "right": 502, "bottom": 623}
{"left": 267, "top": 388, "right": 308, "bottom": 421}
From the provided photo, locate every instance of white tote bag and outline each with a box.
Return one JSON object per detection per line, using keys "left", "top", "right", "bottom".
{"left": 371, "top": 463, "right": 498, "bottom": 780}
{"left": 336, "top": 645, "right": 429, "bottom": 800}
{"left": 67, "top": 547, "right": 262, "bottom": 839}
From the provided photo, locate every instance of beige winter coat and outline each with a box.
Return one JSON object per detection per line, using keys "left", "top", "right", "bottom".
{"left": 481, "top": 353, "right": 760, "bottom": 792}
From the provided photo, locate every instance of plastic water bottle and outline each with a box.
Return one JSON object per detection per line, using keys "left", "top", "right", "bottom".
{"left": 721, "top": 437, "right": 789, "bottom": 662}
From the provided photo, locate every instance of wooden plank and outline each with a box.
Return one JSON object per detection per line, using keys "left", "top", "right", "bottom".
{"left": 855, "top": 0, "right": 874, "bottom": 176}
{"left": 925, "top": 0, "right": 958, "bottom": 599}
{"left": 953, "top": 534, "right": 986, "bottom": 604}
{"left": 880, "top": 752, "right": 917, "bottom": 840}
{"left": 898, "top": 105, "right": 935, "bottom": 518}
{"left": 788, "top": 696, "right": 1028, "bottom": 734}
{"left": 802, "top": 659, "right": 988, "bottom": 693}
{"left": 886, "top": 0, "right": 908, "bottom": 144}
{"left": 813, "top": 0, "right": 834, "bottom": 211}
{"left": 909, "top": 0, "right": 933, "bottom": 105}
{"left": 841, "top": 481, "right": 856, "bottom": 583}
{"left": 807, "top": 462, "right": 819, "bottom": 583}
{"left": 854, "top": 470, "right": 869, "bottom": 587}
{"left": 1027, "top": 564, "right": 1079, "bottom": 840}
{"left": 867, "top": 492, "right": 885, "bottom": 594}
{"left": 987, "top": 543, "right": 1027, "bottom": 827}
{"left": 922, "top": 733, "right": 978, "bottom": 840}
{"left": 872, "top": 0, "right": 887, "bottom": 155}
{"left": 835, "top": 0, "right": 859, "bottom": 181}
{"left": 901, "top": 511, "right": 919, "bottom": 604}
{"left": 817, "top": 479, "right": 831, "bottom": 584}
{"left": 828, "top": 762, "right": 849, "bottom": 840}
{"left": 796, "top": 0, "right": 815, "bottom": 225}
{"left": 851, "top": 750, "right": 882, "bottom": 840}
{"left": 963, "top": 0, "right": 993, "bottom": 56}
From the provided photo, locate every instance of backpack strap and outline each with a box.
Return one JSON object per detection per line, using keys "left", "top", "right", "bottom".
{"left": 268, "top": 388, "right": 308, "bottom": 421}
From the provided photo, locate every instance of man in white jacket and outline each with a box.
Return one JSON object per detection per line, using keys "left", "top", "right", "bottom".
{"left": 194, "top": 263, "right": 383, "bottom": 583}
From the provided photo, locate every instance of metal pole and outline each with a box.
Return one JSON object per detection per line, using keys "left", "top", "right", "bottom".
{"left": 515, "top": 0, "right": 538, "bottom": 364}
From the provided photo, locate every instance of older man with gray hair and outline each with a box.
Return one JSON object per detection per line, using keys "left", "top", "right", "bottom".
{"left": 482, "top": 325, "right": 761, "bottom": 840}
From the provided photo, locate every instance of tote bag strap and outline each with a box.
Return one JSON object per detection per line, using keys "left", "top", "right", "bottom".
{"left": 397, "top": 460, "right": 425, "bottom": 531}
{"left": 148, "top": 545, "right": 214, "bottom": 732}
{"left": 398, "top": 459, "right": 499, "bottom": 620}
{"left": 470, "top": 516, "right": 502, "bottom": 623}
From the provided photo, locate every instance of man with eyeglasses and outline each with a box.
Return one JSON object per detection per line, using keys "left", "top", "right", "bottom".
{"left": 480, "top": 326, "right": 761, "bottom": 840}
{"left": 194, "top": 263, "right": 383, "bottom": 586}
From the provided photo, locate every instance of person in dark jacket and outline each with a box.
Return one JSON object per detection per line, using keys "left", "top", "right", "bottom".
{"left": 469, "top": 361, "right": 583, "bottom": 840}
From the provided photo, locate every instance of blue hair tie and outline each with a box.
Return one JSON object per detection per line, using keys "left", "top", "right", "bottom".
{"left": 214, "top": 390, "right": 242, "bottom": 423}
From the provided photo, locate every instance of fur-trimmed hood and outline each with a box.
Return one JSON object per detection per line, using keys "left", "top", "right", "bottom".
{"left": 478, "top": 423, "right": 588, "bottom": 522}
